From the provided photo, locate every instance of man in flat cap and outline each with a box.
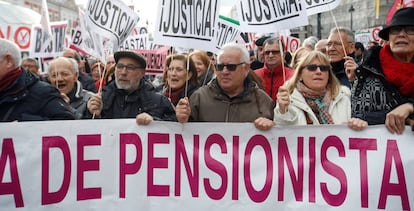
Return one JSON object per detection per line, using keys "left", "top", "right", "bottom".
{"left": 87, "top": 51, "right": 176, "bottom": 123}
{"left": 250, "top": 35, "right": 270, "bottom": 70}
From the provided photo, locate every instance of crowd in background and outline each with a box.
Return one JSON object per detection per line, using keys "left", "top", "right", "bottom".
{"left": 1, "top": 7, "right": 413, "bottom": 134}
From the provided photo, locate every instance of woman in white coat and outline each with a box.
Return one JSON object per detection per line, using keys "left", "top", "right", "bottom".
{"left": 275, "top": 51, "right": 367, "bottom": 130}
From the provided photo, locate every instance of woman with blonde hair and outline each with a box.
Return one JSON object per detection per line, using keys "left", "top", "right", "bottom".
{"left": 275, "top": 51, "right": 367, "bottom": 130}
{"left": 290, "top": 46, "right": 311, "bottom": 70}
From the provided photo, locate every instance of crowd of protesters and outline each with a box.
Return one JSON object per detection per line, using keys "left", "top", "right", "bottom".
{"left": 1, "top": 7, "right": 413, "bottom": 134}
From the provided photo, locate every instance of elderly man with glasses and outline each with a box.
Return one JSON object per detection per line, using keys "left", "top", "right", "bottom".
{"left": 87, "top": 51, "right": 176, "bottom": 123}
{"left": 254, "top": 37, "right": 294, "bottom": 101}
{"left": 175, "top": 42, "right": 275, "bottom": 131}
{"left": 326, "top": 26, "right": 358, "bottom": 89}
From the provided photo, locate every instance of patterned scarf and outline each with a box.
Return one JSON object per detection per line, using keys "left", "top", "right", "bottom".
{"left": 0, "top": 67, "right": 22, "bottom": 93}
{"left": 380, "top": 43, "right": 414, "bottom": 97}
{"left": 296, "top": 81, "right": 334, "bottom": 124}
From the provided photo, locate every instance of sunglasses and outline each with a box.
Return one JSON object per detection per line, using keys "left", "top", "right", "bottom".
{"left": 389, "top": 26, "right": 414, "bottom": 35}
{"left": 216, "top": 62, "right": 245, "bottom": 71}
{"left": 305, "top": 64, "right": 330, "bottom": 72}
{"left": 264, "top": 50, "right": 280, "bottom": 55}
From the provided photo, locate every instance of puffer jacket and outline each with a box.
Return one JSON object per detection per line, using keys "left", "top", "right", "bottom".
{"left": 0, "top": 70, "right": 76, "bottom": 121}
{"left": 189, "top": 77, "right": 275, "bottom": 122}
{"left": 96, "top": 79, "right": 176, "bottom": 121}
{"left": 351, "top": 46, "right": 414, "bottom": 124}
{"left": 274, "top": 86, "right": 351, "bottom": 125}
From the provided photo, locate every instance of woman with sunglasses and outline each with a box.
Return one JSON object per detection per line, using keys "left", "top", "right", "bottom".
{"left": 274, "top": 51, "right": 368, "bottom": 130}
{"left": 349, "top": 7, "right": 414, "bottom": 134}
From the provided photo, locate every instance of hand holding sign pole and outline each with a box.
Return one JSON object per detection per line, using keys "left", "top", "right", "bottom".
{"left": 278, "top": 33, "right": 286, "bottom": 85}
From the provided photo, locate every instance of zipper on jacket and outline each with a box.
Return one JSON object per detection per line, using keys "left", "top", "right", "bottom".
{"left": 270, "top": 71, "right": 274, "bottom": 99}
{"left": 223, "top": 100, "right": 231, "bottom": 122}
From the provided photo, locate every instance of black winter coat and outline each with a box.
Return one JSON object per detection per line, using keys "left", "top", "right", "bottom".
{"left": 0, "top": 70, "right": 76, "bottom": 121}
{"left": 351, "top": 46, "right": 414, "bottom": 124}
{"left": 97, "top": 79, "right": 176, "bottom": 121}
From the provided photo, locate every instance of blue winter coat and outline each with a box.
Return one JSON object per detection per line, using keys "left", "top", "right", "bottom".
{"left": 0, "top": 70, "right": 76, "bottom": 121}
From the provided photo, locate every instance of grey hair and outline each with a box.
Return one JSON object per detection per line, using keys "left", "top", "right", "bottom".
{"left": 68, "top": 58, "right": 79, "bottom": 73}
{"left": 302, "top": 36, "right": 319, "bottom": 49}
{"left": 329, "top": 27, "right": 355, "bottom": 43}
{"left": 263, "top": 37, "right": 285, "bottom": 51}
{"left": 0, "top": 39, "right": 21, "bottom": 67}
{"left": 22, "top": 58, "right": 39, "bottom": 68}
{"left": 217, "top": 42, "right": 250, "bottom": 64}
{"left": 48, "top": 57, "right": 78, "bottom": 74}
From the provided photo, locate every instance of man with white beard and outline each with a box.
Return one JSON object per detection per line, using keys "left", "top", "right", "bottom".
{"left": 87, "top": 51, "right": 176, "bottom": 123}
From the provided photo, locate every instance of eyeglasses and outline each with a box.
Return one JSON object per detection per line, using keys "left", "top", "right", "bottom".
{"left": 115, "top": 63, "right": 143, "bottom": 72}
{"left": 216, "top": 62, "right": 245, "bottom": 71}
{"left": 305, "top": 64, "right": 331, "bottom": 72}
{"left": 389, "top": 26, "right": 414, "bottom": 35}
{"left": 264, "top": 50, "right": 280, "bottom": 55}
{"left": 327, "top": 41, "right": 353, "bottom": 48}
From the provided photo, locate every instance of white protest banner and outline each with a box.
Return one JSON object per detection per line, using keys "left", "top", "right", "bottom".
{"left": 1, "top": 120, "right": 413, "bottom": 211}
{"left": 213, "top": 15, "right": 241, "bottom": 53}
{"left": 280, "top": 35, "right": 301, "bottom": 53}
{"left": 371, "top": 26, "right": 382, "bottom": 42}
{"left": 29, "top": 21, "right": 68, "bottom": 58}
{"left": 136, "top": 47, "right": 169, "bottom": 75}
{"left": 75, "top": 8, "right": 106, "bottom": 60}
{"left": 68, "top": 27, "right": 89, "bottom": 55}
{"left": 238, "top": 32, "right": 256, "bottom": 50}
{"left": 40, "top": 0, "right": 52, "bottom": 36}
{"left": 0, "top": 24, "right": 32, "bottom": 50}
{"left": 355, "top": 30, "right": 371, "bottom": 48}
{"left": 355, "top": 26, "right": 383, "bottom": 48}
{"left": 84, "top": 0, "right": 139, "bottom": 59}
{"left": 236, "top": 0, "right": 308, "bottom": 33}
{"left": 154, "top": 0, "right": 220, "bottom": 52}
{"left": 118, "top": 34, "right": 148, "bottom": 51}
{"left": 304, "top": 0, "right": 341, "bottom": 16}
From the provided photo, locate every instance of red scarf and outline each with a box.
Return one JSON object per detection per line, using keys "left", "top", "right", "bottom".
{"left": 163, "top": 86, "right": 185, "bottom": 106}
{"left": 0, "top": 67, "right": 22, "bottom": 92}
{"left": 380, "top": 44, "right": 414, "bottom": 97}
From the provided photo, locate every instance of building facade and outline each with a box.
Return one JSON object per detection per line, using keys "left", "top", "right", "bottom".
{"left": 305, "top": 0, "right": 393, "bottom": 39}
{"left": 2, "top": 0, "right": 78, "bottom": 28}
{"left": 225, "top": 0, "right": 395, "bottom": 41}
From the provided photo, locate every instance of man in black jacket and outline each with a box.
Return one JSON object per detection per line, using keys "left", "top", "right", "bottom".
{"left": 326, "top": 27, "right": 357, "bottom": 89}
{"left": 0, "top": 39, "right": 76, "bottom": 121}
{"left": 87, "top": 51, "right": 176, "bottom": 123}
